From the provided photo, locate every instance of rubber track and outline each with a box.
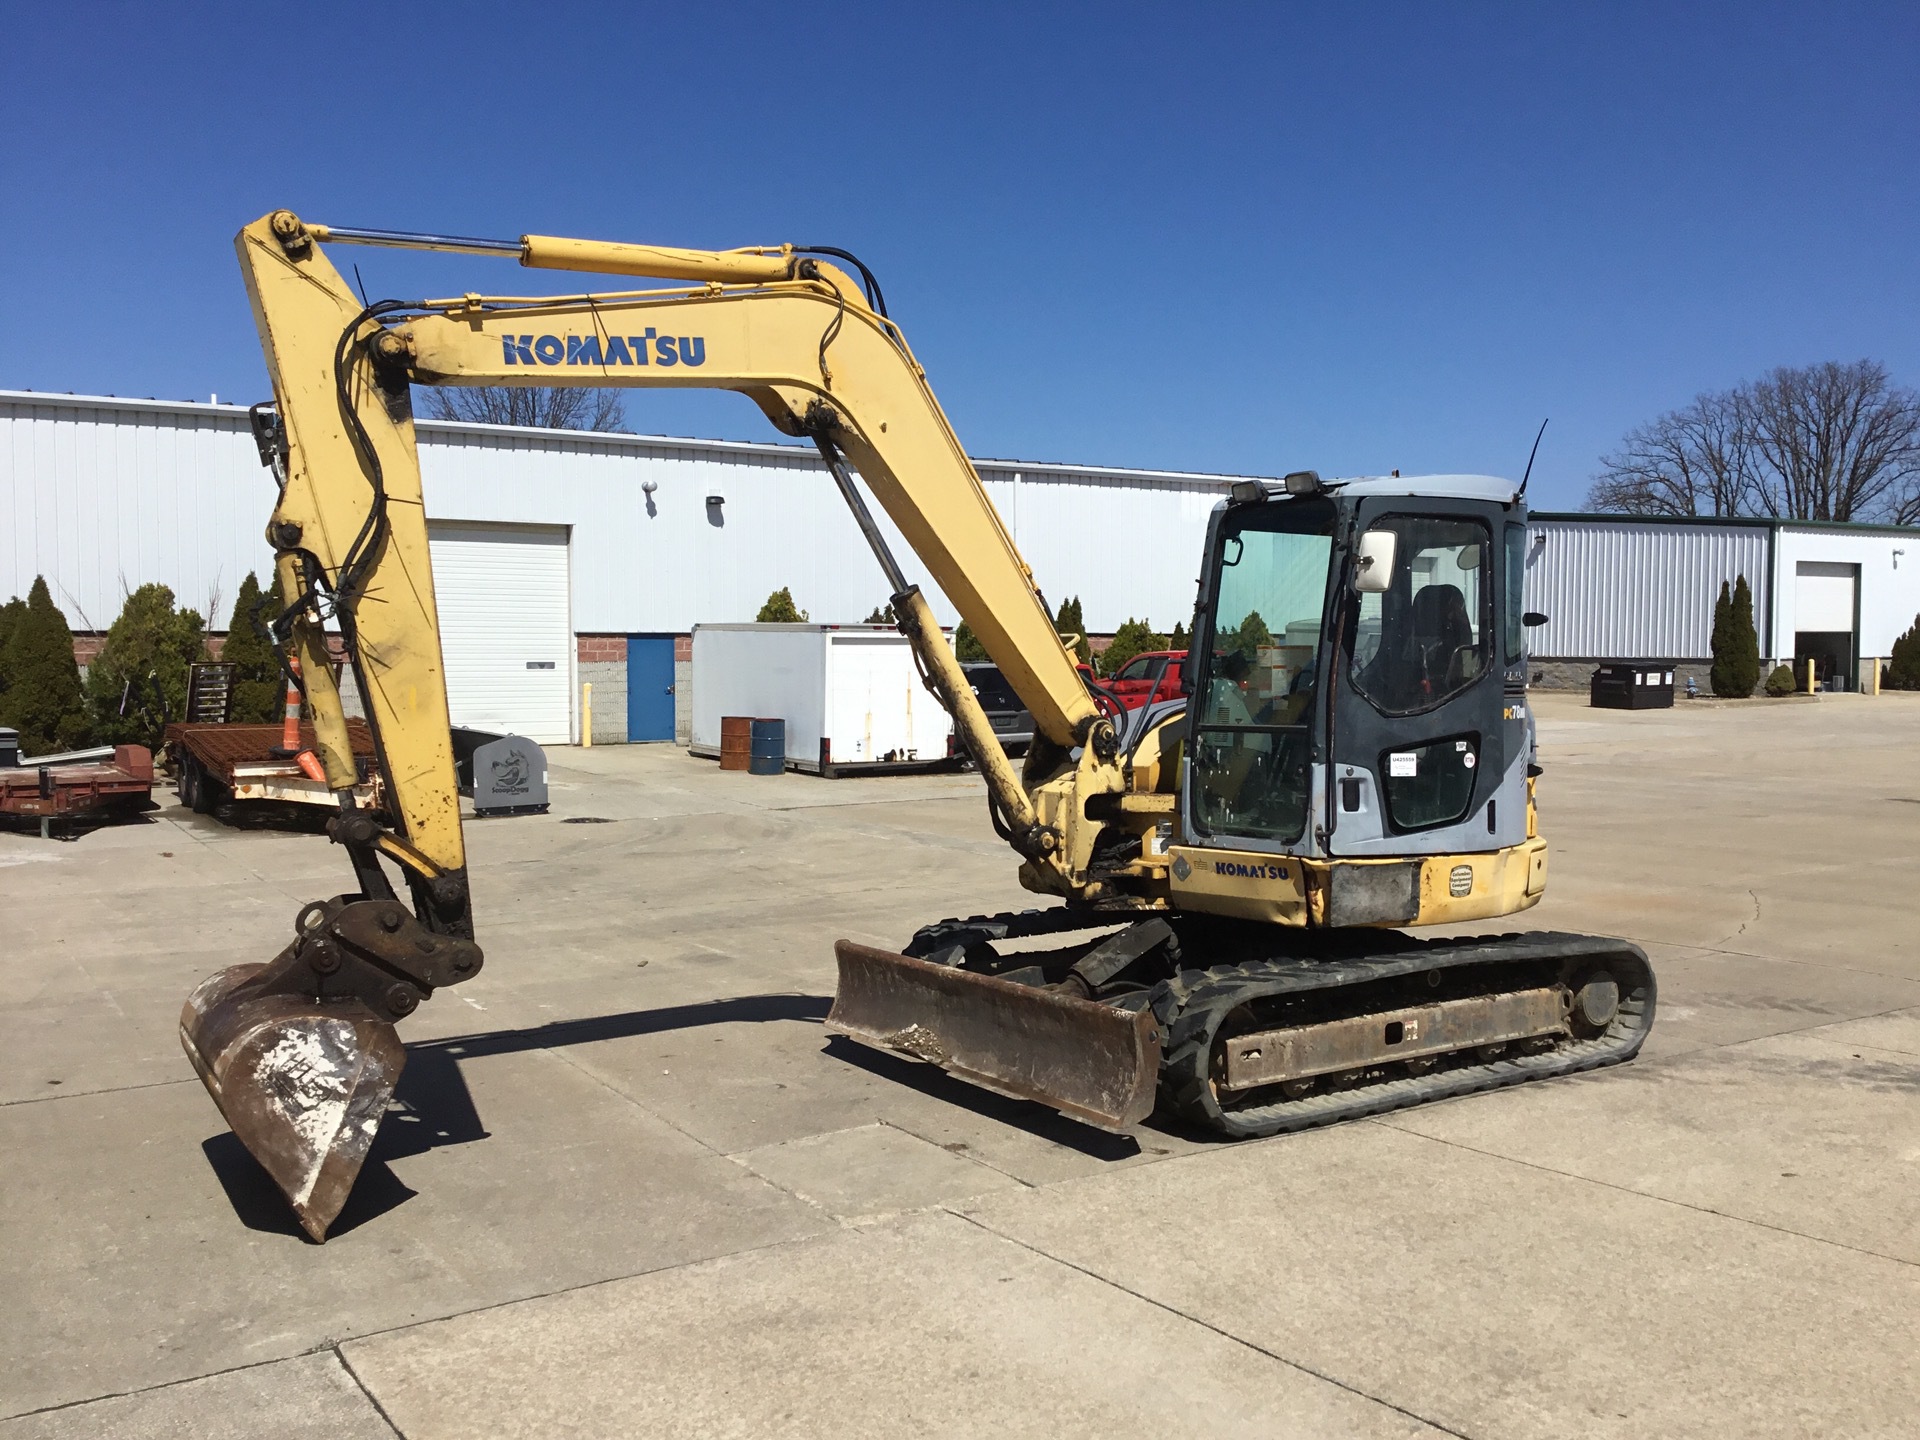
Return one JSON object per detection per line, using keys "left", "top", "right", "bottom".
{"left": 1157, "top": 931, "right": 1656, "bottom": 1138}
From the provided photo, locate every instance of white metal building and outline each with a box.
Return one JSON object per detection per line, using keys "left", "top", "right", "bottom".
{"left": 7, "top": 390, "right": 1917, "bottom": 744}
{"left": 1525, "top": 513, "right": 1920, "bottom": 690}
{"left": 2, "top": 391, "right": 1243, "bottom": 743}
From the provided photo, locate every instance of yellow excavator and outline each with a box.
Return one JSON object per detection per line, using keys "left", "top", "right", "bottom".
{"left": 182, "top": 212, "right": 1654, "bottom": 1240}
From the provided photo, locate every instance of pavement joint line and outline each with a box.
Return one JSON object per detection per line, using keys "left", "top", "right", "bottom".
{"left": 536, "top": 1035, "right": 736, "bottom": 1161}
{"left": 0, "top": 1343, "right": 335, "bottom": 1426}
{"left": 1601, "top": 931, "right": 1920, "bottom": 985}
{"left": 1367, "top": 1120, "right": 1919, "bottom": 1270}
{"left": 945, "top": 1210, "right": 1479, "bottom": 1440}
{"left": 0, "top": 1230, "right": 830, "bottom": 1426}
{"left": 1624, "top": 998, "right": 1920, "bottom": 1068}
{"left": 157, "top": 812, "right": 310, "bottom": 904}
{"left": 328, "top": 1227, "right": 833, "bottom": 1358}
{"left": 332, "top": 1344, "right": 409, "bottom": 1438}
{"left": 872, "top": 1116, "right": 1039, "bottom": 1190}
{"left": 0, "top": 1075, "right": 195, "bottom": 1108}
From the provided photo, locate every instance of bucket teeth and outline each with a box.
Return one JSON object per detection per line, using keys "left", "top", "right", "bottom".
{"left": 180, "top": 964, "right": 405, "bottom": 1241}
{"left": 829, "top": 940, "right": 1161, "bottom": 1130}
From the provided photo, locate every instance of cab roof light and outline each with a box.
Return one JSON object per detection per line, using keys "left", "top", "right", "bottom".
{"left": 1228, "top": 480, "right": 1266, "bottom": 505}
{"left": 1283, "top": 470, "right": 1323, "bottom": 495}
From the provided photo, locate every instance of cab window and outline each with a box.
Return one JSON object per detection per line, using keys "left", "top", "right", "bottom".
{"left": 1504, "top": 523, "right": 1528, "bottom": 663}
{"left": 1190, "top": 498, "right": 1334, "bottom": 843}
{"left": 1350, "top": 516, "right": 1491, "bottom": 716}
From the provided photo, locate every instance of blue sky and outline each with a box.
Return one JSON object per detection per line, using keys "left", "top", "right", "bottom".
{"left": 2, "top": 2, "right": 1915, "bottom": 511}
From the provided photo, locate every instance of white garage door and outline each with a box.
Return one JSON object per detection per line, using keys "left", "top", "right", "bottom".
{"left": 1795, "top": 561, "right": 1858, "bottom": 632}
{"left": 427, "top": 521, "right": 573, "bottom": 744}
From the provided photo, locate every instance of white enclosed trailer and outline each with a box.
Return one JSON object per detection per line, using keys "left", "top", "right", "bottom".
{"left": 689, "top": 624, "right": 955, "bottom": 776}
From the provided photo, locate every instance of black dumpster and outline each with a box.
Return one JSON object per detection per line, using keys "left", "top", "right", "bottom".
{"left": 1590, "top": 663, "right": 1675, "bottom": 710}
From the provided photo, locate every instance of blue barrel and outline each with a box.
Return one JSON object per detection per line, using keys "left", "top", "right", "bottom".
{"left": 748, "top": 718, "right": 785, "bottom": 775}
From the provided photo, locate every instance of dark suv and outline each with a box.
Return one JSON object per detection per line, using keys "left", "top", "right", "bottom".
{"left": 959, "top": 662, "right": 1033, "bottom": 755}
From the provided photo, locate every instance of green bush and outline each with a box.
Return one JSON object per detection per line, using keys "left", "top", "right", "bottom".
{"left": 1709, "top": 576, "right": 1759, "bottom": 697}
{"left": 221, "top": 571, "right": 287, "bottom": 723}
{"left": 86, "top": 584, "right": 206, "bottom": 750}
{"left": 0, "top": 595, "right": 27, "bottom": 704}
{"left": 1169, "top": 619, "right": 1189, "bottom": 649}
{"left": 1098, "top": 618, "right": 1170, "bottom": 678}
{"left": 0, "top": 578, "right": 90, "bottom": 755}
{"left": 862, "top": 602, "right": 897, "bottom": 626}
{"left": 953, "top": 621, "right": 990, "bottom": 662}
{"left": 1763, "top": 664, "right": 1798, "bottom": 697}
{"left": 756, "top": 587, "right": 808, "bottom": 623}
{"left": 1053, "top": 596, "right": 1091, "bottom": 664}
{"left": 1888, "top": 615, "right": 1920, "bottom": 691}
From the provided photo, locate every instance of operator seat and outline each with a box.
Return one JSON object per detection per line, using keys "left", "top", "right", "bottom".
{"left": 1410, "top": 584, "right": 1477, "bottom": 695}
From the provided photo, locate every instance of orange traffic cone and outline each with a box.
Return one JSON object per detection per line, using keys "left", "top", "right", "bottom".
{"left": 270, "top": 656, "right": 327, "bottom": 782}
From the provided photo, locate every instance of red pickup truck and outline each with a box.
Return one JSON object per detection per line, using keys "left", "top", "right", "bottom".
{"left": 1105, "top": 650, "right": 1189, "bottom": 709}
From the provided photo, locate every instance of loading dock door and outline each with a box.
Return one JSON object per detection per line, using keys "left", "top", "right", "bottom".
{"left": 1794, "top": 562, "right": 1859, "bottom": 688}
{"left": 627, "top": 635, "right": 676, "bottom": 741}
{"left": 427, "top": 521, "right": 573, "bottom": 744}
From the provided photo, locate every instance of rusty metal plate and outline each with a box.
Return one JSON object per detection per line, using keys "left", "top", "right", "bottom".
{"left": 166, "top": 720, "right": 376, "bottom": 774}
{"left": 830, "top": 941, "right": 1161, "bottom": 1130}
{"left": 1222, "top": 986, "right": 1567, "bottom": 1091}
{"left": 180, "top": 963, "right": 404, "bottom": 1242}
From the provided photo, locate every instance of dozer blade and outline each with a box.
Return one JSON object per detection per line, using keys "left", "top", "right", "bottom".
{"left": 180, "top": 963, "right": 405, "bottom": 1242}
{"left": 829, "top": 941, "right": 1161, "bottom": 1130}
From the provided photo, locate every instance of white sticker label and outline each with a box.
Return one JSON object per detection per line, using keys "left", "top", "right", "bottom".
{"left": 1462, "top": 752, "right": 1476, "bottom": 769}
{"left": 1389, "top": 752, "right": 1418, "bottom": 777}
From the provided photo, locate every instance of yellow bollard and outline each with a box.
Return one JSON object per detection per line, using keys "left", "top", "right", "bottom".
{"left": 1870, "top": 657, "right": 1882, "bottom": 695}
{"left": 582, "top": 681, "right": 593, "bottom": 748}
{"left": 1804, "top": 658, "right": 1816, "bottom": 694}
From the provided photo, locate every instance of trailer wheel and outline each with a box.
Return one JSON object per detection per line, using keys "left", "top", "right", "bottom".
{"left": 185, "top": 757, "right": 219, "bottom": 815}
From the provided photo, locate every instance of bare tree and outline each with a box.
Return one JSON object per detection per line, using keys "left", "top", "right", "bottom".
{"left": 1589, "top": 361, "right": 1920, "bottom": 522}
{"left": 419, "top": 386, "right": 629, "bottom": 433}
{"left": 1740, "top": 361, "right": 1920, "bottom": 522}
{"left": 1589, "top": 392, "right": 1754, "bottom": 516}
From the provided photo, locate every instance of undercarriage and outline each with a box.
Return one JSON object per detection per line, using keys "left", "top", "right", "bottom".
{"left": 832, "top": 910, "right": 1655, "bottom": 1137}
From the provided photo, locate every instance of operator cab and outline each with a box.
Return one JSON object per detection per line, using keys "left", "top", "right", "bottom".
{"left": 1183, "top": 472, "right": 1533, "bottom": 865}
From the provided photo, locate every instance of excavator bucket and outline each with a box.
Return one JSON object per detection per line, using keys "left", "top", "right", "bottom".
{"left": 180, "top": 963, "right": 405, "bottom": 1242}
{"left": 829, "top": 941, "right": 1162, "bottom": 1130}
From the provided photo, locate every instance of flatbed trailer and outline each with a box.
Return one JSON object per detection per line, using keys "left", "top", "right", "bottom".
{"left": 0, "top": 746, "right": 154, "bottom": 835}
{"left": 164, "top": 721, "right": 382, "bottom": 819}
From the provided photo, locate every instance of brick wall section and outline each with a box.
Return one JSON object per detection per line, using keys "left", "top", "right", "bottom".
{"left": 577, "top": 634, "right": 628, "bottom": 663}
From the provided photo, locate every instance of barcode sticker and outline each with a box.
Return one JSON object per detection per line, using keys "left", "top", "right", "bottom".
{"left": 1389, "top": 752, "right": 1418, "bottom": 777}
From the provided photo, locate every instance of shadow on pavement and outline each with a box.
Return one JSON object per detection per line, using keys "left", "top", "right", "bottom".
{"left": 822, "top": 1035, "right": 1143, "bottom": 1162}
{"left": 201, "top": 1132, "right": 418, "bottom": 1241}
{"left": 202, "top": 994, "right": 834, "bottom": 1238}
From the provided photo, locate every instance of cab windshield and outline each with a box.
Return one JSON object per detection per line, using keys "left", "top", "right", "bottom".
{"left": 1189, "top": 498, "right": 1334, "bottom": 843}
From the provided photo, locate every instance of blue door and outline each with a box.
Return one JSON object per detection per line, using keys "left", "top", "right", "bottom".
{"left": 626, "top": 635, "right": 676, "bottom": 742}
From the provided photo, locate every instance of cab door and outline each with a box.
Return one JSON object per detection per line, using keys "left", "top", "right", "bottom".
{"left": 1326, "top": 498, "right": 1524, "bottom": 859}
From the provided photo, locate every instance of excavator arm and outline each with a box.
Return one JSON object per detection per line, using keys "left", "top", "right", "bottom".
{"left": 184, "top": 212, "right": 1163, "bottom": 1239}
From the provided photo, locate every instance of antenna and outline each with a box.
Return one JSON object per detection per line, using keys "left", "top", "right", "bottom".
{"left": 352, "top": 264, "right": 372, "bottom": 308}
{"left": 1518, "top": 418, "right": 1548, "bottom": 498}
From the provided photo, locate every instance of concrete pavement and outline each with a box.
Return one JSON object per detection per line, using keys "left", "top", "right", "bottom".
{"left": 2, "top": 692, "right": 1915, "bottom": 1437}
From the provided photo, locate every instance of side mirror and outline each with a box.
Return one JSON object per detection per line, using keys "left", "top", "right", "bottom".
{"left": 1353, "top": 530, "right": 1397, "bottom": 593}
{"left": 1523, "top": 611, "right": 1549, "bottom": 627}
